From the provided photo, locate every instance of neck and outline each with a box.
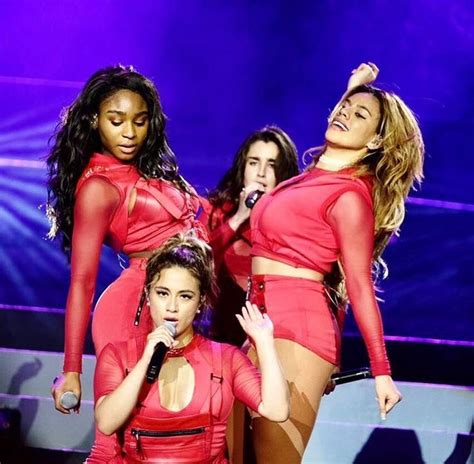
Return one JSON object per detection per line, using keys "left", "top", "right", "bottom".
{"left": 175, "top": 327, "right": 194, "bottom": 348}
{"left": 317, "top": 145, "right": 366, "bottom": 171}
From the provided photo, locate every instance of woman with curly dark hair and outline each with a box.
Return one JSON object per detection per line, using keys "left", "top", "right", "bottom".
{"left": 201, "top": 126, "right": 299, "bottom": 347}
{"left": 47, "top": 65, "right": 204, "bottom": 461}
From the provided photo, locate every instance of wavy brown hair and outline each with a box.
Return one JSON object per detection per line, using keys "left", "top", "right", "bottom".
{"left": 208, "top": 125, "right": 299, "bottom": 217}
{"left": 306, "top": 85, "right": 425, "bottom": 308}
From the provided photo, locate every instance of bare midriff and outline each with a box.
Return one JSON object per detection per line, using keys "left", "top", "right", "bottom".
{"left": 252, "top": 256, "right": 324, "bottom": 282}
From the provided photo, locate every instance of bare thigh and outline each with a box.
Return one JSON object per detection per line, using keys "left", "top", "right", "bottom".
{"left": 248, "top": 338, "right": 336, "bottom": 464}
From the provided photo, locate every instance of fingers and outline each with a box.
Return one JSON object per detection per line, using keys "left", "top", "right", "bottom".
{"left": 377, "top": 392, "right": 402, "bottom": 420}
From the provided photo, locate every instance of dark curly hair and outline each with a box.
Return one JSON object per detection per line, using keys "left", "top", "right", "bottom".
{"left": 208, "top": 125, "right": 299, "bottom": 216}
{"left": 46, "top": 64, "right": 190, "bottom": 258}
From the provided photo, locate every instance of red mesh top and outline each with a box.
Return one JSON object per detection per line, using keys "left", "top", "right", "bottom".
{"left": 251, "top": 167, "right": 373, "bottom": 274}
{"left": 250, "top": 167, "right": 391, "bottom": 376}
{"left": 64, "top": 153, "right": 204, "bottom": 372}
{"left": 94, "top": 334, "right": 262, "bottom": 459}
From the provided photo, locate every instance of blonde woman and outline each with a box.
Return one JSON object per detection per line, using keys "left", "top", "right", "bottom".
{"left": 247, "top": 63, "right": 424, "bottom": 463}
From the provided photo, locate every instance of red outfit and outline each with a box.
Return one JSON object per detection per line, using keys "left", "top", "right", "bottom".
{"left": 200, "top": 200, "right": 250, "bottom": 346}
{"left": 64, "top": 153, "right": 204, "bottom": 373}
{"left": 94, "top": 334, "right": 262, "bottom": 463}
{"left": 250, "top": 167, "right": 391, "bottom": 376}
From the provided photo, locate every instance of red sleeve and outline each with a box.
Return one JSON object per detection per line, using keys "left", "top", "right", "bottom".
{"left": 94, "top": 343, "right": 126, "bottom": 402}
{"left": 327, "top": 190, "right": 391, "bottom": 376}
{"left": 63, "top": 177, "right": 120, "bottom": 373}
{"left": 228, "top": 347, "right": 262, "bottom": 412}
{"left": 199, "top": 199, "right": 237, "bottom": 273}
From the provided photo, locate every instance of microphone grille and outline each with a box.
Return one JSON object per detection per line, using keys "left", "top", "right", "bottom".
{"left": 59, "top": 391, "right": 79, "bottom": 409}
{"left": 164, "top": 321, "right": 177, "bottom": 337}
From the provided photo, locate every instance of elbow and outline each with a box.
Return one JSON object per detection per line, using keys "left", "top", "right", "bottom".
{"left": 96, "top": 419, "right": 116, "bottom": 436}
{"left": 95, "top": 410, "right": 118, "bottom": 436}
{"left": 267, "top": 406, "right": 290, "bottom": 423}
{"left": 259, "top": 402, "right": 290, "bottom": 423}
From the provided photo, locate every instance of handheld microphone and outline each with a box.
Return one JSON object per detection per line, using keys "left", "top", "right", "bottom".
{"left": 146, "top": 321, "right": 177, "bottom": 384}
{"left": 245, "top": 190, "right": 264, "bottom": 209}
{"left": 59, "top": 391, "right": 79, "bottom": 410}
{"left": 331, "top": 367, "right": 372, "bottom": 386}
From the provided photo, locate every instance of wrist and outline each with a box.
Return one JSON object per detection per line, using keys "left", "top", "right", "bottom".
{"left": 228, "top": 214, "right": 246, "bottom": 231}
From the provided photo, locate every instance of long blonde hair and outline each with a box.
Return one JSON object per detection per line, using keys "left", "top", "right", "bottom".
{"left": 307, "top": 85, "right": 425, "bottom": 307}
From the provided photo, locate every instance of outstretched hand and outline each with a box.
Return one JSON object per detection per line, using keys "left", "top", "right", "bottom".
{"left": 236, "top": 301, "right": 273, "bottom": 344}
{"left": 347, "top": 62, "right": 379, "bottom": 91}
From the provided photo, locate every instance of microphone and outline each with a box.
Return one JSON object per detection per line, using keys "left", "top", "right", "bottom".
{"left": 245, "top": 190, "right": 264, "bottom": 209}
{"left": 145, "top": 321, "right": 177, "bottom": 384}
{"left": 59, "top": 391, "right": 79, "bottom": 410}
{"left": 331, "top": 367, "right": 372, "bottom": 386}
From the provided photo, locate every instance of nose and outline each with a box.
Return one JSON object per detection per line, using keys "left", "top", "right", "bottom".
{"left": 257, "top": 163, "right": 266, "bottom": 178}
{"left": 122, "top": 121, "right": 137, "bottom": 139}
{"left": 167, "top": 297, "right": 179, "bottom": 313}
{"left": 338, "top": 105, "right": 350, "bottom": 119}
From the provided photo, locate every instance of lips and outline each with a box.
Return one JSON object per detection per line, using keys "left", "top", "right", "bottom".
{"left": 118, "top": 144, "right": 138, "bottom": 154}
{"left": 331, "top": 119, "right": 349, "bottom": 131}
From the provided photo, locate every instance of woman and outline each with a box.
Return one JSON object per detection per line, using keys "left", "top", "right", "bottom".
{"left": 47, "top": 65, "right": 204, "bottom": 460}
{"left": 93, "top": 234, "right": 289, "bottom": 463}
{"left": 247, "top": 63, "right": 424, "bottom": 462}
{"left": 202, "top": 125, "right": 299, "bottom": 346}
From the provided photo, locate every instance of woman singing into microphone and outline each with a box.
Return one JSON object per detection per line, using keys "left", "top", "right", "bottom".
{"left": 201, "top": 126, "right": 299, "bottom": 347}
{"left": 92, "top": 234, "right": 289, "bottom": 463}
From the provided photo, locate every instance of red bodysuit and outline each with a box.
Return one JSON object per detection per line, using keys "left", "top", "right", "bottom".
{"left": 64, "top": 152, "right": 204, "bottom": 374}
{"left": 200, "top": 200, "right": 250, "bottom": 346}
{"left": 94, "top": 334, "right": 262, "bottom": 463}
{"left": 250, "top": 167, "right": 391, "bottom": 376}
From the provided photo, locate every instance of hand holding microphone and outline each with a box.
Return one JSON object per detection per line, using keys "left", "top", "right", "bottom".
{"left": 51, "top": 372, "right": 81, "bottom": 413}
{"left": 245, "top": 189, "right": 264, "bottom": 209}
{"left": 145, "top": 321, "right": 177, "bottom": 384}
{"left": 59, "top": 391, "right": 79, "bottom": 410}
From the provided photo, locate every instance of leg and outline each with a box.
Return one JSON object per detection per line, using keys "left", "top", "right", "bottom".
{"left": 248, "top": 339, "right": 336, "bottom": 464}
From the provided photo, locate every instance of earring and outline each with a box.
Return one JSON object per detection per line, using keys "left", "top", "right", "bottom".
{"left": 90, "top": 114, "right": 98, "bottom": 129}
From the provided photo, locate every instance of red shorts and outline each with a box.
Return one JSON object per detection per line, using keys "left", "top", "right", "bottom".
{"left": 248, "top": 275, "right": 340, "bottom": 366}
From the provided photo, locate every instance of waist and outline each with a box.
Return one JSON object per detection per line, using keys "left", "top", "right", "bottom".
{"left": 252, "top": 257, "right": 324, "bottom": 282}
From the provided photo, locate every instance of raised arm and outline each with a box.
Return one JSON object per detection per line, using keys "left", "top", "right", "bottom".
{"left": 236, "top": 301, "right": 289, "bottom": 422}
{"left": 327, "top": 190, "right": 402, "bottom": 418}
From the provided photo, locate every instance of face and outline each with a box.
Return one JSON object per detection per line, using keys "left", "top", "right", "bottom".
{"left": 325, "top": 92, "right": 382, "bottom": 151}
{"left": 148, "top": 266, "right": 201, "bottom": 339}
{"left": 96, "top": 89, "right": 149, "bottom": 162}
{"left": 242, "top": 140, "right": 278, "bottom": 192}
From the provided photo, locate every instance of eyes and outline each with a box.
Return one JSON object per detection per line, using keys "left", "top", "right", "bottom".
{"left": 247, "top": 160, "right": 276, "bottom": 169}
{"left": 109, "top": 119, "right": 148, "bottom": 127}
{"left": 340, "top": 102, "right": 368, "bottom": 120}
{"left": 153, "top": 289, "right": 195, "bottom": 301}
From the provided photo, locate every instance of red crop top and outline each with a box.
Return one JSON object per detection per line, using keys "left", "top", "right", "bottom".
{"left": 251, "top": 167, "right": 391, "bottom": 376}
{"left": 200, "top": 199, "right": 251, "bottom": 290}
{"left": 64, "top": 153, "right": 204, "bottom": 372}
